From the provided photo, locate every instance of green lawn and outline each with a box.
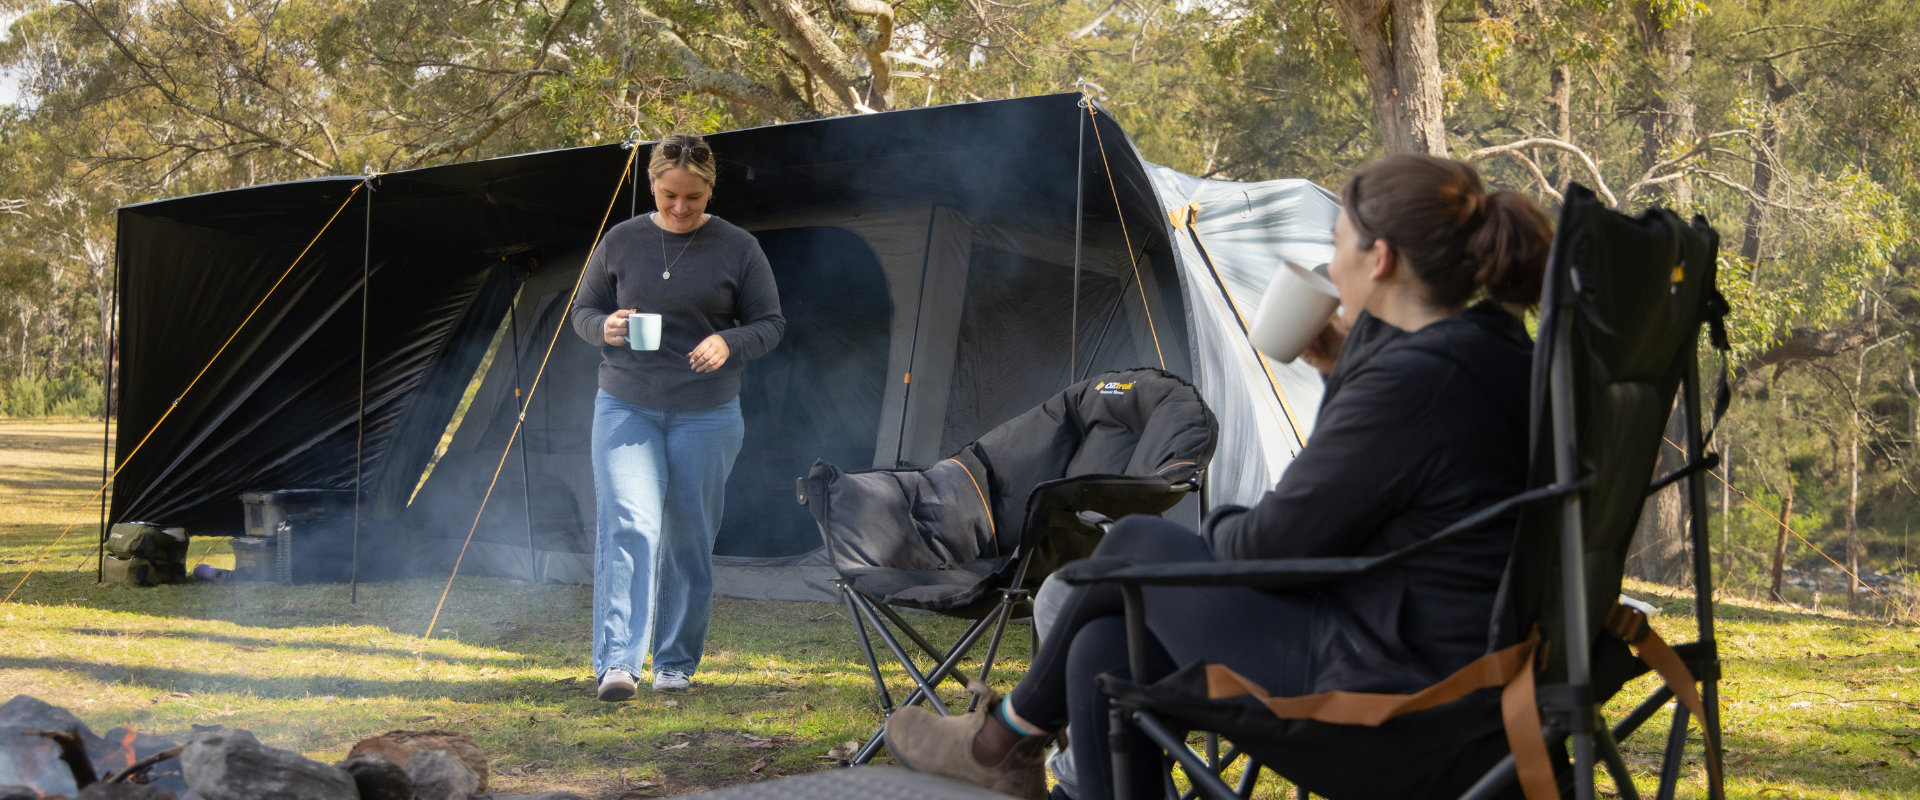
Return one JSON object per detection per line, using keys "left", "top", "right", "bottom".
{"left": 2, "top": 419, "right": 1917, "bottom": 798}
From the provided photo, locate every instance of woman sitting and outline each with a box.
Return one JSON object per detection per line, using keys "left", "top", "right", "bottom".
{"left": 882, "top": 154, "right": 1554, "bottom": 800}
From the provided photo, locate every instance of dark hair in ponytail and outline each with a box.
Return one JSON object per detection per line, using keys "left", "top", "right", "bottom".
{"left": 1340, "top": 154, "right": 1553, "bottom": 309}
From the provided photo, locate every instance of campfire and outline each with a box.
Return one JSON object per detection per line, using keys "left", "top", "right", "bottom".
{"left": 0, "top": 695, "right": 587, "bottom": 800}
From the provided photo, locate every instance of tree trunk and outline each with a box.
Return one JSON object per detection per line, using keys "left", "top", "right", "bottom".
{"left": 1331, "top": 0, "right": 1448, "bottom": 155}
{"left": 1847, "top": 428, "right": 1860, "bottom": 612}
{"left": 1633, "top": 1, "right": 1697, "bottom": 207}
{"left": 1547, "top": 63, "right": 1572, "bottom": 188}
{"left": 1629, "top": 403, "right": 1693, "bottom": 586}
{"left": 1739, "top": 68, "right": 1789, "bottom": 276}
{"left": 1722, "top": 433, "right": 1733, "bottom": 576}
{"left": 1770, "top": 489, "right": 1793, "bottom": 601}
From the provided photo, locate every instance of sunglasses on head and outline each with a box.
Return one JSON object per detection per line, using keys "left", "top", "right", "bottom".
{"left": 661, "top": 141, "right": 712, "bottom": 164}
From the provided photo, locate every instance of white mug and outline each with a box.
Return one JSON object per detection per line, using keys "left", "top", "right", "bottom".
{"left": 627, "top": 313, "right": 662, "bottom": 351}
{"left": 1247, "top": 260, "right": 1340, "bottom": 363}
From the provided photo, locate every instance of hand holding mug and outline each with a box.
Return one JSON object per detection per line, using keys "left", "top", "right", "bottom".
{"left": 689, "top": 334, "right": 730, "bottom": 373}
{"left": 603, "top": 309, "right": 636, "bottom": 347}
{"left": 1300, "top": 314, "right": 1352, "bottom": 376}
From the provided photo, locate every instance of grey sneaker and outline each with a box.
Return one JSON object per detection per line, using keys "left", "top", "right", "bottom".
{"left": 652, "top": 668, "right": 692, "bottom": 692}
{"left": 597, "top": 668, "right": 637, "bottom": 702}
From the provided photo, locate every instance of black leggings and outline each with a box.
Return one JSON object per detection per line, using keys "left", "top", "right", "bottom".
{"left": 1006, "top": 516, "right": 1316, "bottom": 800}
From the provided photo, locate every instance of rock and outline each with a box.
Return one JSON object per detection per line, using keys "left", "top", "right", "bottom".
{"left": 0, "top": 724, "right": 86, "bottom": 796}
{"left": 338, "top": 753, "right": 415, "bottom": 800}
{"left": 0, "top": 697, "right": 104, "bottom": 754}
{"left": 179, "top": 729, "right": 358, "bottom": 800}
{"left": 91, "top": 727, "right": 187, "bottom": 796}
{"left": 76, "top": 782, "right": 179, "bottom": 799}
{"left": 404, "top": 750, "right": 477, "bottom": 800}
{"left": 474, "top": 794, "right": 589, "bottom": 800}
{"left": 349, "top": 731, "right": 487, "bottom": 792}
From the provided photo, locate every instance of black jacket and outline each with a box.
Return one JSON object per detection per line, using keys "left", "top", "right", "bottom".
{"left": 1202, "top": 301, "right": 1532, "bottom": 693}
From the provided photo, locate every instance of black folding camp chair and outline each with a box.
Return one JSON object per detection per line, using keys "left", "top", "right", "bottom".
{"left": 1062, "top": 184, "right": 1730, "bottom": 800}
{"left": 798, "top": 367, "right": 1218, "bottom": 765}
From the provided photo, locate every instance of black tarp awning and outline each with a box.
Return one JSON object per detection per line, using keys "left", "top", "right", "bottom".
{"left": 111, "top": 94, "right": 1185, "bottom": 565}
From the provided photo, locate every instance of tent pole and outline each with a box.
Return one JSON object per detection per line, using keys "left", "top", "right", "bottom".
{"left": 99, "top": 216, "right": 123, "bottom": 582}
{"left": 894, "top": 204, "right": 939, "bottom": 467}
{"left": 1071, "top": 85, "right": 1087, "bottom": 382}
{"left": 353, "top": 179, "right": 372, "bottom": 604}
{"left": 508, "top": 293, "right": 537, "bottom": 583}
{"left": 1080, "top": 244, "right": 1142, "bottom": 382}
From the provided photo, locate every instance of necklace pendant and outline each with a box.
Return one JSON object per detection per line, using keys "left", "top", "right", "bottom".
{"left": 662, "top": 271, "right": 671, "bottom": 280}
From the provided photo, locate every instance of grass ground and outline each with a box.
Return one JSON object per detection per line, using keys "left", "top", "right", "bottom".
{"left": 1, "top": 418, "right": 1917, "bottom": 798}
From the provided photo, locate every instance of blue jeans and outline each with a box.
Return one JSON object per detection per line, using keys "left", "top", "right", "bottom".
{"left": 591, "top": 390, "right": 744, "bottom": 679}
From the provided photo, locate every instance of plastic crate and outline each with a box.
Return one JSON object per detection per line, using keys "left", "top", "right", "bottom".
{"left": 239, "top": 490, "right": 355, "bottom": 585}
{"left": 229, "top": 536, "right": 276, "bottom": 581}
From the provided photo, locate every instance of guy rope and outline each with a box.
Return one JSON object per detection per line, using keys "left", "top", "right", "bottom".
{"left": 5, "top": 183, "right": 366, "bottom": 603}
{"left": 414, "top": 142, "right": 642, "bottom": 662}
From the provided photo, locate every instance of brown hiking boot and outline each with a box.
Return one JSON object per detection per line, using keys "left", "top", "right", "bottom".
{"left": 883, "top": 681, "right": 1052, "bottom": 800}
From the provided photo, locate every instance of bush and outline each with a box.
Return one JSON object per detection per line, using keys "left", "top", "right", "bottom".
{"left": 49, "top": 381, "right": 103, "bottom": 417}
{"left": 3, "top": 376, "right": 47, "bottom": 417}
{"left": 1, "top": 370, "right": 104, "bottom": 417}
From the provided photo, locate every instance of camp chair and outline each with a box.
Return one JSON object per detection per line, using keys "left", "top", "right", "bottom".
{"left": 1062, "top": 184, "right": 1730, "bottom": 800}
{"left": 798, "top": 367, "right": 1218, "bottom": 765}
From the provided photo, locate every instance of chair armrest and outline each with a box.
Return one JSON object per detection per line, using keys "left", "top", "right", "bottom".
{"left": 1058, "top": 554, "right": 1382, "bottom": 589}
{"left": 1058, "top": 478, "right": 1592, "bottom": 590}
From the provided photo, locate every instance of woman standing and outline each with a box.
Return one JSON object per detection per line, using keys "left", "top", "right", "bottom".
{"left": 571, "top": 134, "right": 785, "bottom": 700}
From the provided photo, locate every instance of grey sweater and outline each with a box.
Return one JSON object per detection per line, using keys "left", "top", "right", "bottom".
{"left": 570, "top": 214, "right": 785, "bottom": 412}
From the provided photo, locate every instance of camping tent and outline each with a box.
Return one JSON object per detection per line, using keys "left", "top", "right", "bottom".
{"left": 109, "top": 94, "right": 1338, "bottom": 600}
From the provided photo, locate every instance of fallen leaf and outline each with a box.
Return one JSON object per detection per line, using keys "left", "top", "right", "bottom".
{"left": 691, "top": 688, "right": 709, "bottom": 696}
{"left": 802, "top": 702, "right": 816, "bottom": 711}
{"left": 826, "top": 740, "right": 861, "bottom": 760}
{"left": 1730, "top": 754, "right": 1755, "bottom": 768}
{"left": 741, "top": 741, "right": 776, "bottom": 749}
{"left": 662, "top": 742, "right": 691, "bottom": 751}
{"left": 749, "top": 755, "right": 768, "bottom": 774}
{"left": 660, "top": 700, "right": 679, "bottom": 708}
{"left": 318, "top": 696, "right": 339, "bottom": 704}
{"left": 235, "top": 646, "right": 261, "bottom": 652}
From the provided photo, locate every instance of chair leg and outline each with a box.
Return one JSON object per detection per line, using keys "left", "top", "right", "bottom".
{"left": 1179, "top": 745, "right": 1242, "bottom": 800}
{"left": 848, "top": 593, "right": 953, "bottom": 716}
{"left": 1233, "top": 758, "right": 1260, "bottom": 798}
{"left": 1654, "top": 703, "right": 1690, "bottom": 800}
{"left": 872, "top": 598, "right": 983, "bottom": 682}
{"left": 839, "top": 582, "right": 894, "bottom": 714}
{"left": 968, "top": 589, "right": 1027, "bottom": 712}
{"left": 1130, "top": 710, "right": 1240, "bottom": 800}
{"left": 1612, "top": 687, "right": 1675, "bottom": 742}
{"left": 1595, "top": 721, "right": 1642, "bottom": 800}
{"left": 844, "top": 593, "right": 1009, "bottom": 765}
{"left": 1105, "top": 705, "right": 1131, "bottom": 800}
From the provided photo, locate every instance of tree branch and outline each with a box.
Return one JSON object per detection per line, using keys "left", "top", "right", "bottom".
{"left": 742, "top": 0, "right": 863, "bottom": 111}
{"left": 1071, "top": 0, "right": 1124, "bottom": 38}
{"left": 1735, "top": 318, "right": 1888, "bottom": 390}
{"left": 400, "top": 92, "right": 545, "bottom": 169}
{"left": 1463, "top": 137, "right": 1616, "bottom": 207}
{"left": 837, "top": 0, "right": 895, "bottom": 110}
{"left": 64, "top": 0, "right": 336, "bottom": 172}
{"left": 631, "top": 6, "right": 825, "bottom": 122}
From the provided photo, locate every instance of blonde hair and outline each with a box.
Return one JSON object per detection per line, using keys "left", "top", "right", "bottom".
{"left": 648, "top": 133, "right": 718, "bottom": 186}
